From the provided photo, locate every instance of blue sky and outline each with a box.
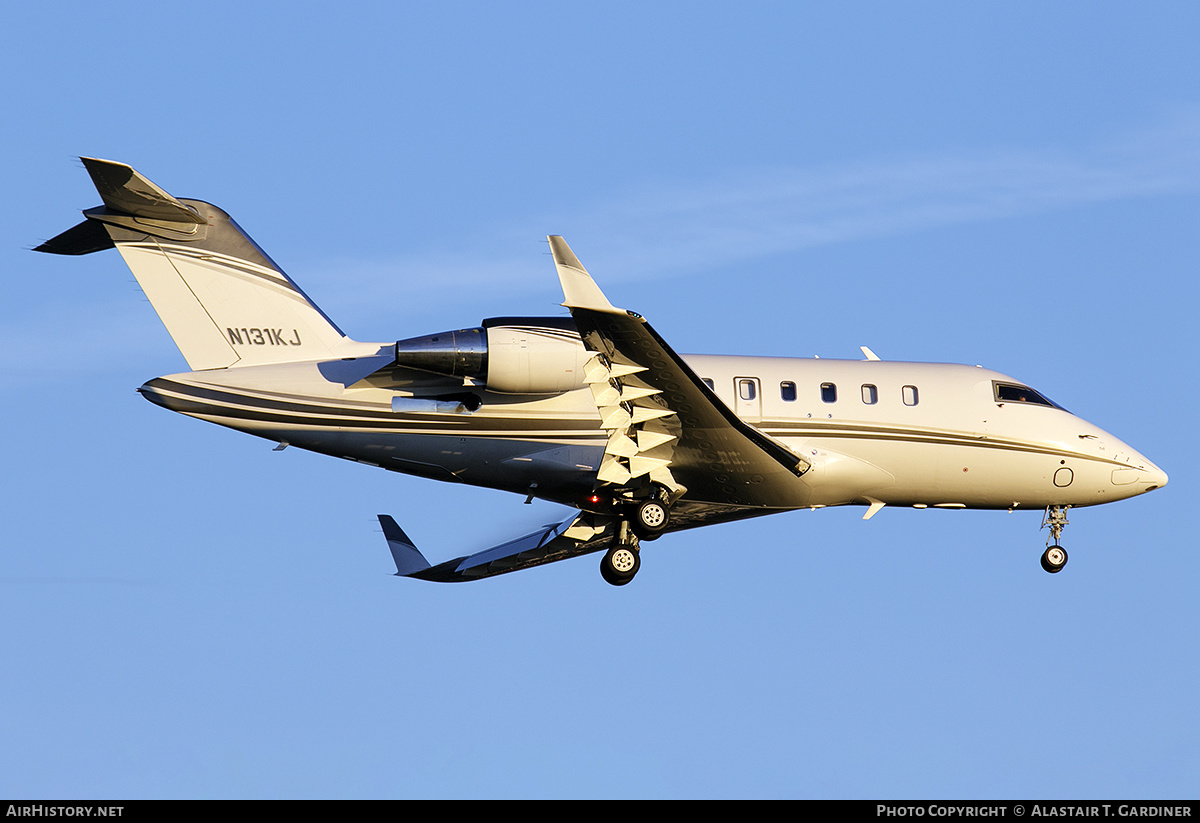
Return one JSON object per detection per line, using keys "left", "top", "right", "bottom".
{"left": 2, "top": 2, "right": 1197, "bottom": 799}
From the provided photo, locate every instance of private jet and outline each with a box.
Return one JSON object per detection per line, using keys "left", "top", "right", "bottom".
{"left": 36, "top": 158, "right": 1168, "bottom": 585}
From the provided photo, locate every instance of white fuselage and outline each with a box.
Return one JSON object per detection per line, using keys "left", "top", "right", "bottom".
{"left": 685, "top": 355, "right": 1164, "bottom": 510}
{"left": 44, "top": 161, "right": 1167, "bottom": 581}
{"left": 139, "top": 349, "right": 1167, "bottom": 515}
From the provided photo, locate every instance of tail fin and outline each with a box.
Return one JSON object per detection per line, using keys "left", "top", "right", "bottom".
{"left": 37, "top": 158, "right": 349, "bottom": 370}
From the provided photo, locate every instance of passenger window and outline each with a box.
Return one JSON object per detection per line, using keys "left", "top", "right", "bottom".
{"left": 861, "top": 384, "right": 878, "bottom": 405}
{"left": 821, "top": 382, "right": 837, "bottom": 403}
{"left": 738, "top": 379, "right": 757, "bottom": 401}
{"left": 902, "top": 385, "right": 919, "bottom": 406}
{"left": 780, "top": 381, "right": 797, "bottom": 401}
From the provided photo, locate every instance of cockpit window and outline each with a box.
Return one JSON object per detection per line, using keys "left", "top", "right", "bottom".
{"left": 993, "top": 381, "right": 1064, "bottom": 410}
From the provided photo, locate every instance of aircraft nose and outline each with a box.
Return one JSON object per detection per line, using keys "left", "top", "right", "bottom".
{"left": 1093, "top": 425, "right": 1167, "bottom": 496}
{"left": 1142, "top": 461, "right": 1168, "bottom": 491}
{"left": 1112, "top": 457, "right": 1167, "bottom": 494}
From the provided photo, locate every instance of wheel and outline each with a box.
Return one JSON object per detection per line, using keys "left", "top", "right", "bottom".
{"left": 1041, "top": 545, "right": 1068, "bottom": 574}
{"left": 600, "top": 545, "right": 640, "bottom": 586}
{"left": 631, "top": 498, "right": 669, "bottom": 540}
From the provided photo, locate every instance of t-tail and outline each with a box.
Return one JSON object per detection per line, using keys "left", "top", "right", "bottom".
{"left": 37, "top": 158, "right": 352, "bottom": 370}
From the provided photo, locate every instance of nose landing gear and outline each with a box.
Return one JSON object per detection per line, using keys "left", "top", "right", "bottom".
{"left": 1040, "top": 505, "right": 1070, "bottom": 573}
{"left": 1041, "top": 545, "right": 1068, "bottom": 573}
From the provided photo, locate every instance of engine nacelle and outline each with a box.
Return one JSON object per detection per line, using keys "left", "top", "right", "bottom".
{"left": 394, "top": 317, "right": 591, "bottom": 394}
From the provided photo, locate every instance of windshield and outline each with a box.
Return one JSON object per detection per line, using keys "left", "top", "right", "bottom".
{"left": 992, "top": 381, "right": 1065, "bottom": 410}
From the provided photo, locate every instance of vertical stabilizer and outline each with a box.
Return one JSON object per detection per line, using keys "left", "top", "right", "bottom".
{"left": 37, "top": 158, "right": 350, "bottom": 370}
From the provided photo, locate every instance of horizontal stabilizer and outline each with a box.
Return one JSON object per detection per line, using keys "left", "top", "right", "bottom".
{"left": 81, "top": 157, "right": 206, "bottom": 224}
{"left": 377, "top": 515, "right": 432, "bottom": 576}
{"left": 34, "top": 218, "right": 114, "bottom": 256}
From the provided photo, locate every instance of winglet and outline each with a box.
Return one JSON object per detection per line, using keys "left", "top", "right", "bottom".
{"left": 378, "top": 515, "right": 432, "bottom": 576}
{"left": 548, "top": 235, "right": 621, "bottom": 313}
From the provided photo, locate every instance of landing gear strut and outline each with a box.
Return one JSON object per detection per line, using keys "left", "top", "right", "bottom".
{"left": 1040, "top": 505, "right": 1070, "bottom": 574}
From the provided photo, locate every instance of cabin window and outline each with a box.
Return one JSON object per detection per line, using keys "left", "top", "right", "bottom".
{"left": 902, "top": 385, "right": 919, "bottom": 406}
{"left": 992, "top": 381, "right": 1062, "bottom": 409}
{"left": 738, "top": 379, "right": 757, "bottom": 401}
{"left": 702, "top": 378, "right": 714, "bottom": 390}
{"left": 820, "top": 382, "right": 837, "bottom": 403}
{"left": 780, "top": 381, "right": 797, "bottom": 402}
{"left": 861, "top": 384, "right": 878, "bottom": 405}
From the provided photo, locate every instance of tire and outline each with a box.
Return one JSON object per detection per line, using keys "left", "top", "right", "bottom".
{"left": 601, "top": 545, "right": 640, "bottom": 586}
{"left": 1041, "top": 545, "right": 1068, "bottom": 574}
{"left": 632, "top": 499, "right": 669, "bottom": 540}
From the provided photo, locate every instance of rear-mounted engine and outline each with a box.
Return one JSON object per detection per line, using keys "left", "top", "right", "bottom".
{"left": 393, "top": 317, "right": 590, "bottom": 394}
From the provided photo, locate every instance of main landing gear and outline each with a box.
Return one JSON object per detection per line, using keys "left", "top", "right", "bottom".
{"left": 600, "top": 518, "right": 642, "bottom": 586}
{"left": 631, "top": 497, "right": 670, "bottom": 540}
{"left": 1040, "top": 505, "right": 1070, "bottom": 574}
{"left": 600, "top": 541, "right": 641, "bottom": 586}
{"left": 598, "top": 490, "right": 673, "bottom": 586}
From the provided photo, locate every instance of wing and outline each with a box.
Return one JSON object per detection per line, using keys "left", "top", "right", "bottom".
{"left": 379, "top": 237, "right": 816, "bottom": 585}
{"left": 550, "top": 235, "right": 813, "bottom": 516}
{"left": 379, "top": 510, "right": 616, "bottom": 582}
